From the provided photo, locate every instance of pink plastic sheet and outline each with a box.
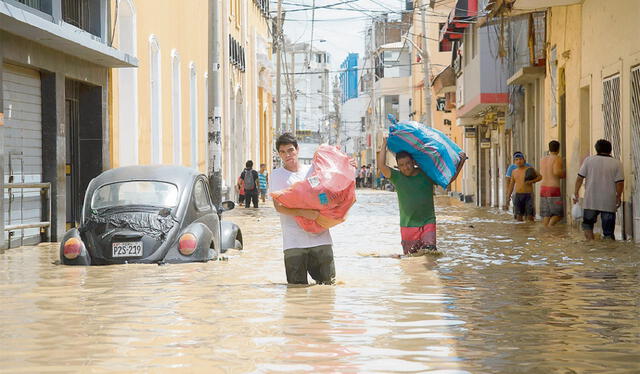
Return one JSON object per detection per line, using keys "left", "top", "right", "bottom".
{"left": 272, "top": 145, "right": 356, "bottom": 233}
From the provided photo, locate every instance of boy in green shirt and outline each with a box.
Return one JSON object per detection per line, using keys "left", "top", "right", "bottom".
{"left": 377, "top": 138, "right": 437, "bottom": 256}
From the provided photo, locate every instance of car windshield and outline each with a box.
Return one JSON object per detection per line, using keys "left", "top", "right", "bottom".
{"left": 91, "top": 181, "right": 179, "bottom": 209}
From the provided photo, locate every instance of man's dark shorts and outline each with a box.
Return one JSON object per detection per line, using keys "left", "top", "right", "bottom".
{"left": 283, "top": 245, "right": 335, "bottom": 285}
{"left": 582, "top": 209, "right": 616, "bottom": 240}
{"left": 514, "top": 193, "right": 535, "bottom": 217}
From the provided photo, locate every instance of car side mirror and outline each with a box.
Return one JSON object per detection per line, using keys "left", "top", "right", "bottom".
{"left": 221, "top": 200, "right": 235, "bottom": 212}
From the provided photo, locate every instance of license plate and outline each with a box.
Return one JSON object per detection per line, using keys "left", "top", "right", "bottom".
{"left": 112, "top": 241, "right": 143, "bottom": 257}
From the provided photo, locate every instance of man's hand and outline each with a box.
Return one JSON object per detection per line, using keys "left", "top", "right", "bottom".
{"left": 616, "top": 196, "right": 622, "bottom": 208}
{"left": 298, "top": 209, "right": 320, "bottom": 220}
{"left": 572, "top": 194, "right": 579, "bottom": 204}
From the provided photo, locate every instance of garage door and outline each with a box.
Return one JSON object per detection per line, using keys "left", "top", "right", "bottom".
{"left": 2, "top": 64, "right": 43, "bottom": 245}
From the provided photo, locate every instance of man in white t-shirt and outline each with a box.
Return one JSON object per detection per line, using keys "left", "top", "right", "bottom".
{"left": 573, "top": 139, "right": 624, "bottom": 240}
{"left": 269, "top": 133, "right": 335, "bottom": 285}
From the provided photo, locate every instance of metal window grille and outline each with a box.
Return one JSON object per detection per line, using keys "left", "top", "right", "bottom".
{"left": 603, "top": 74, "right": 622, "bottom": 159}
{"left": 16, "top": 0, "right": 43, "bottom": 10}
{"left": 62, "top": 0, "right": 93, "bottom": 34}
{"left": 631, "top": 66, "right": 640, "bottom": 235}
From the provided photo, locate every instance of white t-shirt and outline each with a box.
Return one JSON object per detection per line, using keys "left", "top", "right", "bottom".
{"left": 269, "top": 164, "right": 333, "bottom": 250}
{"left": 578, "top": 155, "right": 624, "bottom": 213}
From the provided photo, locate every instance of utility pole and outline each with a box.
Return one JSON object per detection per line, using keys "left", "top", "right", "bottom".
{"left": 420, "top": 0, "right": 432, "bottom": 127}
{"left": 207, "top": 0, "right": 222, "bottom": 205}
{"left": 275, "top": 0, "right": 283, "bottom": 134}
{"left": 370, "top": 22, "right": 378, "bottom": 173}
{"left": 290, "top": 49, "right": 296, "bottom": 135}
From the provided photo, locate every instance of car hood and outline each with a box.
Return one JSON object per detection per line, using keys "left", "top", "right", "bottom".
{"left": 83, "top": 211, "right": 179, "bottom": 241}
{"left": 80, "top": 211, "right": 180, "bottom": 264}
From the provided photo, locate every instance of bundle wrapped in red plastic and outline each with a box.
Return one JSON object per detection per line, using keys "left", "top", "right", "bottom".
{"left": 271, "top": 144, "right": 356, "bottom": 233}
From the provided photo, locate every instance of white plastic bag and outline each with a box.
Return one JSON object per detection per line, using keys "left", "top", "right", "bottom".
{"left": 572, "top": 197, "right": 583, "bottom": 220}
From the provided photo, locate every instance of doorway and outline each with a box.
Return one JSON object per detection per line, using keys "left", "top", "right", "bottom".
{"left": 65, "top": 79, "right": 103, "bottom": 227}
{"left": 558, "top": 68, "right": 567, "bottom": 220}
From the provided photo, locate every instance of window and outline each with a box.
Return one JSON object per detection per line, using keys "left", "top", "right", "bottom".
{"left": 171, "top": 50, "right": 182, "bottom": 165}
{"left": 631, "top": 66, "right": 640, "bottom": 230}
{"left": 15, "top": 0, "right": 51, "bottom": 14}
{"left": 189, "top": 62, "right": 198, "bottom": 168}
{"left": 62, "top": 0, "right": 100, "bottom": 36}
{"left": 193, "top": 180, "right": 211, "bottom": 211}
{"left": 149, "top": 35, "right": 162, "bottom": 163}
{"left": 603, "top": 74, "right": 621, "bottom": 159}
{"left": 92, "top": 181, "right": 178, "bottom": 209}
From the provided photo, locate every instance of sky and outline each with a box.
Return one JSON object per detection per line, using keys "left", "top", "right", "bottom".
{"left": 275, "top": 0, "right": 414, "bottom": 70}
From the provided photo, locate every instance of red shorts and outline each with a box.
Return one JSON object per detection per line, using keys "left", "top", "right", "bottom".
{"left": 400, "top": 224, "right": 436, "bottom": 255}
{"left": 540, "top": 186, "right": 561, "bottom": 197}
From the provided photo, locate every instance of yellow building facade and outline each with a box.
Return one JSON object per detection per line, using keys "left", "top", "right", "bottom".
{"left": 109, "top": 0, "right": 273, "bottom": 200}
{"left": 110, "top": 0, "right": 209, "bottom": 172}
{"left": 220, "top": 0, "right": 273, "bottom": 198}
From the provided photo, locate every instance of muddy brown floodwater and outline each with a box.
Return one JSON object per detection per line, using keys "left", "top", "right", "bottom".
{"left": 1, "top": 190, "right": 639, "bottom": 373}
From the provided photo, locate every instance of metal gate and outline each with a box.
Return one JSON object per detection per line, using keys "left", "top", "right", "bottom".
{"left": 2, "top": 64, "right": 43, "bottom": 245}
{"left": 65, "top": 79, "right": 81, "bottom": 226}
{"left": 603, "top": 74, "right": 622, "bottom": 159}
{"left": 631, "top": 66, "right": 640, "bottom": 242}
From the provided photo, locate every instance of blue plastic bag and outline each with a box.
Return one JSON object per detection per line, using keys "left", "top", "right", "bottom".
{"left": 386, "top": 115, "right": 464, "bottom": 188}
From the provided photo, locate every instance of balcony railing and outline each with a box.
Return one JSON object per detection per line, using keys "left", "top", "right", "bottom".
{"left": 14, "top": 0, "right": 52, "bottom": 14}
{"left": 62, "top": 0, "right": 100, "bottom": 37}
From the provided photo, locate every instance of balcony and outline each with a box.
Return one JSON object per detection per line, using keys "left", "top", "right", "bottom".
{"left": 0, "top": 0, "right": 136, "bottom": 67}
{"left": 456, "top": 23, "right": 509, "bottom": 118}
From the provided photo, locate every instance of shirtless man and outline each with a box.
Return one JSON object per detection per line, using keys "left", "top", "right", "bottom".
{"left": 539, "top": 141, "right": 565, "bottom": 226}
{"left": 506, "top": 152, "right": 542, "bottom": 221}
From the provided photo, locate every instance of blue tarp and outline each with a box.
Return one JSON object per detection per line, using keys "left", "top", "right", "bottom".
{"left": 386, "top": 115, "right": 464, "bottom": 188}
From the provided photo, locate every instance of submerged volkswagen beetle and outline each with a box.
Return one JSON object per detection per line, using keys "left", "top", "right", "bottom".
{"left": 60, "top": 165, "right": 243, "bottom": 265}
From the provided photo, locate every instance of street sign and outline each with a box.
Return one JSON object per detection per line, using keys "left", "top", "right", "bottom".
{"left": 464, "top": 126, "right": 476, "bottom": 138}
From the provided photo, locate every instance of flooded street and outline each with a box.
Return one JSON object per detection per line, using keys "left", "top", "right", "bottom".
{"left": 1, "top": 189, "right": 639, "bottom": 373}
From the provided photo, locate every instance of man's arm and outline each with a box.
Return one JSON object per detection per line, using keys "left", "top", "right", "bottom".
{"left": 505, "top": 177, "right": 515, "bottom": 210}
{"left": 616, "top": 181, "right": 624, "bottom": 208}
{"left": 573, "top": 175, "right": 585, "bottom": 203}
{"left": 254, "top": 171, "right": 260, "bottom": 190}
{"left": 272, "top": 200, "right": 319, "bottom": 220}
{"left": 448, "top": 153, "right": 467, "bottom": 187}
{"left": 237, "top": 172, "right": 244, "bottom": 189}
{"left": 376, "top": 137, "right": 392, "bottom": 178}
{"left": 526, "top": 170, "right": 543, "bottom": 185}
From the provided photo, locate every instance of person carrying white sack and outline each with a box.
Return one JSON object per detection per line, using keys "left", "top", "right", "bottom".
{"left": 573, "top": 139, "right": 624, "bottom": 240}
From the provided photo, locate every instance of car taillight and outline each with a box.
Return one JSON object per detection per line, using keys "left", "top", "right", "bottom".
{"left": 178, "top": 233, "right": 197, "bottom": 256}
{"left": 63, "top": 238, "right": 83, "bottom": 260}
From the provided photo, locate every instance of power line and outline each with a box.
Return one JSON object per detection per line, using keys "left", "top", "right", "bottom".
{"left": 282, "top": 60, "right": 449, "bottom": 75}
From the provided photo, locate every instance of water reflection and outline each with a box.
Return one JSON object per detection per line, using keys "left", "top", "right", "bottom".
{"left": 0, "top": 190, "right": 638, "bottom": 373}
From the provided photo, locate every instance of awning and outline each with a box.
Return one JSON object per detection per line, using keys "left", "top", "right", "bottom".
{"left": 506, "top": 66, "right": 545, "bottom": 86}
{"left": 440, "top": 0, "right": 478, "bottom": 43}
{"left": 431, "top": 66, "right": 456, "bottom": 95}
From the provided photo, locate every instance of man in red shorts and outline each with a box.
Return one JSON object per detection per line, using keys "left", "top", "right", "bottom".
{"left": 539, "top": 140, "right": 565, "bottom": 226}
{"left": 377, "top": 137, "right": 438, "bottom": 256}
